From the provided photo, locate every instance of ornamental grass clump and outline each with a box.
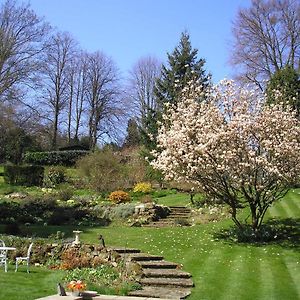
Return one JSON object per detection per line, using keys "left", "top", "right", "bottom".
{"left": 109, "top": 190, "right": 131, "bottom": 204}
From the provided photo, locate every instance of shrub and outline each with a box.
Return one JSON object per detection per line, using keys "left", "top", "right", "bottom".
{"left": 110, "top": 203, "right": 136, "bottom": 219}
{"left": 57, "top": 187, "right": 74, "bottom": 201}
{"left": 140, "top": 195, "right": 154, "bottom": 203}
{"left": 109, "top": 191, "right": 130, "bottom": 204}
{"left": 3, "top": 165, "right": 44, "bottom": 186}
{"left": 60, "top": 248, "right": 90, "bottom": 270}
{"left": 24, "top": 150, "right": 88, "bottom": 166}
{"left": 174, "top": 218, "right": 191, "bottom": 227}
{"left": 44, "top": 166, "right": 66, "bottom": 187}
{"left": 0, "top": 201, "right": 22, "bottom": 224}
{"left": 133, "top": 182, "right": 152, "bottom": 194}
{"left": 76, "top": 149, "right": 128, "bottom": 192}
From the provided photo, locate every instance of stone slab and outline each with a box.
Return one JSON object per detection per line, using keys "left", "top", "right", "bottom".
{"left": 140, "top": 277, "right": 194, "bottom": 287}
{"left": 35, "top": 294, "right": 81, "bottom": 300}
{"left": 36, "top": 295, "right": 172, "bottom": 300}
{"left": 143, "top": 268, "right": 191, "bottom": 278}
{"left": 129, "top": 286, "right": 191, "bottom": 299}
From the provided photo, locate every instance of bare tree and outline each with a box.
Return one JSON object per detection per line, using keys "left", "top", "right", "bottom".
{"left": 128, "top": 56, "right": 161, "bottom": 126}
{"left": 85, "top": 51, "right": 123, "bottom": 149}
{"left": 40, "top": 32, "right": 78, "bottom": 149}
{"left": 66, "top": 52, "right": 88, "bottom": 144}
{"left": 230, "top": 0, "right": 300, "bottom": 89}
{"left": 0, "top": 0, "right": 49, "bottom": 102}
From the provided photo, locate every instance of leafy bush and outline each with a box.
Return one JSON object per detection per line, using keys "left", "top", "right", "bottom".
{"left": 133, "top": 182, "right": 152, "bottom": 194}
{"left": 44, "top": 166, "right": 66, "bottom": 187}
{"left": 60, "top": 248, "right": 91, "bottom": 270}
{"left": 57, "top": 187, "right": 74, "bottom": 201}
{"left": 4, "top": 165, "right": 44, "bottom": 186}
{"left": 76, "top": 149, "right": 129, "bottom": 192}
{"left": 24, "top": 150, "right": 89, "bottom": 166}
{"left": 109, "top": 191, "right": 130, "bottom": 204}
{"left": 0, "top": 201, "right": 22, "bottom": 224}
{"left": 174, "top": 218, "right": 191, "bottom": 226}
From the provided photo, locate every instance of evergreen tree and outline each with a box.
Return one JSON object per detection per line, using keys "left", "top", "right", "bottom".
{"left": 155, "top": 31, "right": 210, "bottom": 108}
{"left": 123, "top": 118, "right": 141, "bottom": 148}
{"left": 266, "top": 66, "right": 300, "bottom": 117}
{"left": 141, "top": 32, "right": 211, "bottom": 152}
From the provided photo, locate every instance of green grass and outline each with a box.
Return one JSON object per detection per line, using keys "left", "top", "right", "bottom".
{"left": 0, "top": 190, "right": 299, "bottom": 299}
{"left": 0, "top": 267, "right": 64, "bottom": 300}
{"left": 154, "top": 192, "right": 191, "bottom": 206}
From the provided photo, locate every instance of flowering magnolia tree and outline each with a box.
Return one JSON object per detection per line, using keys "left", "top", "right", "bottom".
{"left": 151, "top": 80, "right": 300, "bottom": 232}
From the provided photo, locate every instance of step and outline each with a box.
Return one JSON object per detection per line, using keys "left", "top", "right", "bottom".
{"left": 169, "top": 209, "right": 191, "bottom": 212}
{"left": 138, "top": 260, "right": 179, "bottom": 269}
{"left": 108, "top": 247, "right": 141, "bottom": 254}
{"left": 143, "top": 268, "right": 191, "bottom": 278}
{"left": 168, "top": 215, "right": 190, "bottom": 219}
{"left": 129, "top": 286, "right": 192, "bottom": 299}
{"left": 140, "top": 277, "right": 194, "bottom": 288}
{"left": 129, "top": 253, "right": 164, "bottom": 261}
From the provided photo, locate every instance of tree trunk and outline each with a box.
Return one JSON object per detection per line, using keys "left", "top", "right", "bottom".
{"left": 52, "top": 107, "right": 59, "bottom": 150}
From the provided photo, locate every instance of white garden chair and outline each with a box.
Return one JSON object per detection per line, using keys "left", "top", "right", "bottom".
{"left": 0, "top": 239, "right": 8, "bottom": 272}
{"left": 15, "top": 242, "right": 33, "bottom": 273}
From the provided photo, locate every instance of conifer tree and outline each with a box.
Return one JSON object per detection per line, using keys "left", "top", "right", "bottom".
{"left": 123, "top": 118, "right": 141, "bottom": 148}
{"left": 155, "top": 31, "right": 210, "bottom": 108}
{"left": 142, "top": 32, "right": 210, "bottom": 153}
{"left": 266, "top": 66, "right": 300, "bottom": 117}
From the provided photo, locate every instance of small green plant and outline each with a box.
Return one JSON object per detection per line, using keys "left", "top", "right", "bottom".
{"left": 44, "top": 166, "right": 66, "bottom": 187}
{"left": 109, "top": 191, "right": 130, "bottom": 204}
{"left": 110, "top": 203, "right": 136, "bottom": 219}
{"left": 133, "top": 182, "right": 152, "bottom": 194}
{"left": 57, "top": 186, "right": 74, "bottom": 201}
{"left": 140, "top": 195, "right": 154, "bottom": 203}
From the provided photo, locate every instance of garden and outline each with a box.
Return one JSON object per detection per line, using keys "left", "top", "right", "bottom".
{"left": 0, "top": 156, "right": 299, "bottom": 300}
{"left": 1, "top": 0, "right": 300, "bottom": 299}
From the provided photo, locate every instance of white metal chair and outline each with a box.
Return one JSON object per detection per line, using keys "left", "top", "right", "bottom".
{"left": 15, "top": 242, "right": 33, "bottom": 273}
{"left": 0, "top": 239, "right": 8, "bottom": 272}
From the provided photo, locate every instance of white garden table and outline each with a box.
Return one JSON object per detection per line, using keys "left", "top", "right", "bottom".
{"left": 0, "top": 247, "right": 16, "bottom": 251}
{"left": 0, "top": 246, "right": 16, "bottom": 272}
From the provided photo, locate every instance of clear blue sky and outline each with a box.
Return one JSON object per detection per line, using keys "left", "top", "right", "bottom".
{"left": 28, "top": 0, "right": 251, "bottom": 83}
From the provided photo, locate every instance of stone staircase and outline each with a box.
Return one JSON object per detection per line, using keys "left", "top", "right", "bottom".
{"left": 110, "top": 247, "right": 193, "bottom": 299}
{"left": 143, "top": 206, "right": 192, "bottom": 228}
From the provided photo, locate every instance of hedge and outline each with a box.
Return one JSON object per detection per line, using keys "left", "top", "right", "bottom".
{"left": 4, "top": 165, "right": 44, "bottom": 186}
{"left": 23, "top": 150, "right": 89, "bottom": 166}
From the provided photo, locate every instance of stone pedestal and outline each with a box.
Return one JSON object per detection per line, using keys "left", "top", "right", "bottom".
{"left": 72, "top": 230, "right": 82, "bottom": 245}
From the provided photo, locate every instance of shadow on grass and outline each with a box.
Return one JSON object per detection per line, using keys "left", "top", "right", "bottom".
{"left": 214, "top": 218, "right": 300, "bottom": 251}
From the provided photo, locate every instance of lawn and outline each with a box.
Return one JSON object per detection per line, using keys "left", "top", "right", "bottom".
{"left": 0, "top": 189, "right": 299, "bottom": 299}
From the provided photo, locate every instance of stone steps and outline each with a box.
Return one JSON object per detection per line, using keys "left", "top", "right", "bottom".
{"left": 143, "top": 206, "right": 192, "bottom": 228}
{"left": 112, "top": 247, "right": 193, "bottom": 299}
